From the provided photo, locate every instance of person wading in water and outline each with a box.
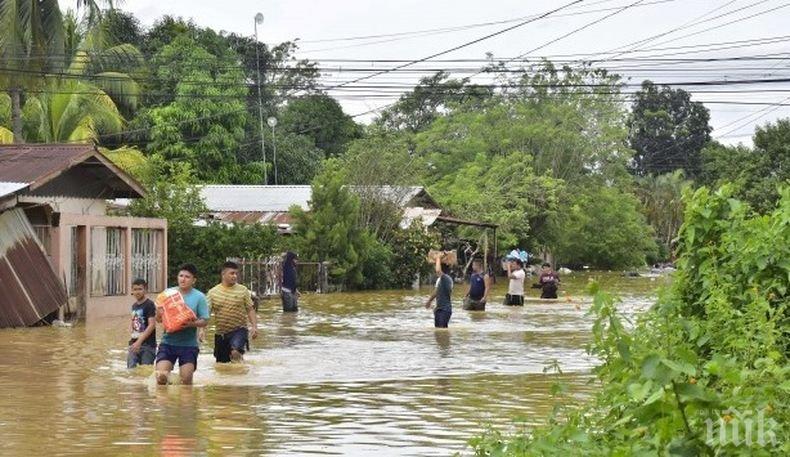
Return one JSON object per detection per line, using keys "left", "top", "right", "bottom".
{"left": 207, "top": 261, "right": 258, "bottom": 363}
{"left": 463, "top": 258, "right": 490, "bottom": 311}
{"left": 505, "top": 258, "right": 526, "bottom": 306}
{"left": 281, "top": 252, "right": 300, "bottom": 312}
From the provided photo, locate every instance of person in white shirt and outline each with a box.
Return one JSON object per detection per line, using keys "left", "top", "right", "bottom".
{"left": 505, "top": 258, "right": 526, "bottom": 306}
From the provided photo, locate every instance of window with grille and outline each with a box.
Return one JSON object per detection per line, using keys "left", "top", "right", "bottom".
{"left": 131, "top": 229, "right": 164, "bottom": 292}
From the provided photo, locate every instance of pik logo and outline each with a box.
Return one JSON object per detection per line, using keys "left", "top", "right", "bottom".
{"left": 705, "top": 408, "right": 779, "bottom": 448}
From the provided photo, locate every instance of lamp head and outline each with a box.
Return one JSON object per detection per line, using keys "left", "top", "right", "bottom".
{"left": 254, "top": 13, "right": 264, "bottom": 25}
{"left": 267, "top": 116, "right": 278, "bottom": 128}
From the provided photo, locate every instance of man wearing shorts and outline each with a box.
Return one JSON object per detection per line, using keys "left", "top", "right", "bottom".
{"left": 425, "top": 254, "right": 453, "bottom": 328}
{"left": 208, "top": 261, "right": 258, "bottom": 363}
{"left": 463, "top": 258, "right": 490, "bottom": 311}
{"left": 155, "top": 264, "right": 209, "bottom": 385}
{"left": 505, "top": 258, "right": 526, "bottom": 306}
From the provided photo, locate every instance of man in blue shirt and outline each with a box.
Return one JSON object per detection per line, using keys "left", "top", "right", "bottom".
{"left": 463, "top": 258, "right": 490, "bottom": 311}
{"left": 155, "top": 264, "right": 210, "bottom": 385}
{"left": 425, "top": 254, "right": 453, "bottom": 328}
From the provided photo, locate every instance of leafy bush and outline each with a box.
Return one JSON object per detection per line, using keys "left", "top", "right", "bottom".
{"left": 470, "top": 186, "right": 789, "bottom": 456}
{"left": 168, "top": 222, "right": 278, "bottom": 292}
{"left": 388, "top": 223, "right": 440, "bottom": 288}
{"left": 553, "top": 184, "right": 659, "bottom": 269}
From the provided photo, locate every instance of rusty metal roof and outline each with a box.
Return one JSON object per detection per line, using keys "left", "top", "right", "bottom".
{"left": 0, "top": 209, "right": 66, "bottom": 327}
{"left": 0, "top": 144, "right": 145, "bottom": 198}
{"left": 210, "top": 211, "right": 294, "bottom": 225}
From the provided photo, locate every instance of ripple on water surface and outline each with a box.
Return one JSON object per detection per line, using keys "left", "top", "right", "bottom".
{"left": 0, "top": 272, "right": 663, "bottom": 456}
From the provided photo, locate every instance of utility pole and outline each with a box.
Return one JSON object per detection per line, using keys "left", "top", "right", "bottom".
{"left": 268, "top": 116, "right": 278, "bottom": 185}
{"left": 254, "top": 12, "right": 267, "bottom": 184}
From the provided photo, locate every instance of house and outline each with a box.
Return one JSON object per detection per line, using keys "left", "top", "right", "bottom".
{"left": 198, "top": 184, "right": 456, "bottom": 233}
{"left": 0, "top": 144, "right": 167, "bottom": 326}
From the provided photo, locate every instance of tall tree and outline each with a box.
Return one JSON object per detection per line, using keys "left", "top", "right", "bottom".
{"left": 628, "top": 80, "right": 711, "bottom": 178}
{"left": 133, "top": 35, "right": 262, "bottom": 183}
{"left": 376, "top": 71, "right": 493, "bottom": 133}
{"left": 290, "top": 162, "right": 372, "bottom": 289}
{"left": 279, "top": 94, "right": 361, "bottom": 157}
{"left": 701, "top": 118, "right": 790, "bottom": 213}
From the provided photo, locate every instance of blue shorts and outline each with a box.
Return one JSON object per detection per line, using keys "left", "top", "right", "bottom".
{"left": 127, "top": 344, "right": 156, "bottom": 368}
{"left": 434, "top": 309, "right": 452, "bottom": 328}
{"left": 155, "top": 343, "right": 199, "bottom": 367}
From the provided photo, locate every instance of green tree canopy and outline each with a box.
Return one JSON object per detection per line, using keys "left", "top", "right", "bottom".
{"left": 278, "top": 94, "right": 361, "bottom": 158}
{"left": 133, "top": 35, "right": 264, "bottom": 183}
{"left": 701, "top": 118, "right": 790, "bottom": 214}
{"left": 628, "top": 80, "right": 712, "bottom": 178}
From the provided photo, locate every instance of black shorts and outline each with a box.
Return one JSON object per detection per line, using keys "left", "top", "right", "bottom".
{"left": 504, "top": 294, "right": 524, "bottom": 306}
{"left": 434, "top": 309, "right": 451, "bottom": 328}
{"left": 463, "top": 297, "right": 486, "bottom": 311}
{"left": 214, "top": 327, "right": 249, "bottom": 363}
{"left": 541, "top": 284, "right": 558, "bottom": 299}
{"left": 281, "top": 290, "right": 298, "bottom": 312}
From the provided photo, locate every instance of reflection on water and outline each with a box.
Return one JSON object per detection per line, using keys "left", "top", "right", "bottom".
{"left": 0, "top": 272, "right": 663, "bottom": 456}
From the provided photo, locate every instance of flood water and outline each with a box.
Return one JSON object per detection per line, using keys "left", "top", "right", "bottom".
{"left": 0, "top": 272, "right": 665, "bottom": 456}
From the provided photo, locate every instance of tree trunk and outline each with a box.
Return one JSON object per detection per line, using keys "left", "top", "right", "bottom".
{"left": 10, "top": 88, "right": 24, "bottom": 143}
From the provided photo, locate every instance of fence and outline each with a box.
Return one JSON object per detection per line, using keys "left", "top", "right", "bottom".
{"left": 229, "top": 256, "right": 331, "bottom": 296}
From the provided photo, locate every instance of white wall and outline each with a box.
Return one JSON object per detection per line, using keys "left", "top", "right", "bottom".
{"left": 19, "top": 195, "right": 107, "bottom": 215}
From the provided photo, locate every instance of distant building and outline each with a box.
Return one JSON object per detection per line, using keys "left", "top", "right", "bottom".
{"left": 197, "top": 184, "right": 449, "bottom": 234}
{"left": 0, "top": 144, "right": 167, "bottom": 326}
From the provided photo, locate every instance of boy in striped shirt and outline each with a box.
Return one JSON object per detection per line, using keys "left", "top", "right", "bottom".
{"left": 207, "top": 261, "right": 258, "bottom": 363}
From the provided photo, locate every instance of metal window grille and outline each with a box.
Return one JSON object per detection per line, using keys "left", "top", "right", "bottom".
{"left": 131, "top": 229, "right": 164, "bottom": 292}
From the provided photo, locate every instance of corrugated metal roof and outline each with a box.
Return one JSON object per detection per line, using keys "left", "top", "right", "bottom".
{"left": 0, "top": 144, "right": 145, "bottom": 198}
{"left": 0, "top": 209, "right": 66, "bottom": 328}
{"left": 0, "top": 144, "right": 95, "bottom": 183}
{"left": 0, "top": 182, "right": 28, "bottom": 199}
{"left": 199, "top": 185, "right": 312, "bottom": 212}
{"left": 210, "top": 211, "right": 294, "bottom": 225}
{"left": 199, "top": 185, "right": 433, "bottom": 212}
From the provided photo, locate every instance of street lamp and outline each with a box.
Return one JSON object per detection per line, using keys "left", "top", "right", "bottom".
{"left": 254, "top": 13, "right": 267, "bottom": 184}
{"left": 267, "top": 116, "right": 278, "bottom": 185}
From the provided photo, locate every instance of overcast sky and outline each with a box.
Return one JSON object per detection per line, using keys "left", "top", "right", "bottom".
{"left": 72, "top": 0, "right": 790, "bottom": 146}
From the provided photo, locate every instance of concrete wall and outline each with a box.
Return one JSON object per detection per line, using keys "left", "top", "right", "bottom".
{"left": 19, "top": 195, "right": 108, "bottom": 215}
{"left": 51, "top": 213, "right": 168, "bottom": 321}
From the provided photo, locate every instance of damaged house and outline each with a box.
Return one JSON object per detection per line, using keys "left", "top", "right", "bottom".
{"left": 0, "top": 144, "right": 167, "bottom": 327}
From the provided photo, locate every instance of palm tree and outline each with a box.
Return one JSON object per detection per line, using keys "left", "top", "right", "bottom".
{"left": 0, "top": 0, "right": 141, "bottom": 143}
{"left": 22, "top": 79, "right": 123, "bottom": 142}
{"left": 63, "top": 5, "right": 144, "bottom": 115}
{"left": 0, "top": 0, "right": 65, "bottom": 142}
{"left": 636, "top": 170, "right": 692, "bottom": 256}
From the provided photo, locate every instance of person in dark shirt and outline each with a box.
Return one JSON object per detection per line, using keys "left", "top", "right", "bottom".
{"left": 425, "top": 254, "right": 453, "bottom": 328}
{"left": 463, "top": 258, "right": 490, "bottom": 311}
{"left": 127, "top": 278, "right": 157, "bottom": 368}
{"left": 281, "top": 251, "right": 300, "bottom": 313}
{"left": 532, "top": 262, "right": 561, "bottom": 299}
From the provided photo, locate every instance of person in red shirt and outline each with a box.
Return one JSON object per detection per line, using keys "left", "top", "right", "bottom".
{"left": 532, "top": 262, "right": 561, "bottom": 299}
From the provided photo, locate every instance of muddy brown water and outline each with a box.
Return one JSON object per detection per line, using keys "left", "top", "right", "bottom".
{"left": 0, "top": 272, "right": 665, "bottom": 456}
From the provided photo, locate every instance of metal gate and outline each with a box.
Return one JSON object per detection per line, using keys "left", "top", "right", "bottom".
{"left": 228, "top": 256, "right": 330, "bottom": 296}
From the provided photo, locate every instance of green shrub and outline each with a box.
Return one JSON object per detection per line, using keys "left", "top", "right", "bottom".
{"left": 168, "top": 222, "right": 278, "bottom": 291}
{"left": 470, "top": 186, "right": 789, "bottom": 456}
